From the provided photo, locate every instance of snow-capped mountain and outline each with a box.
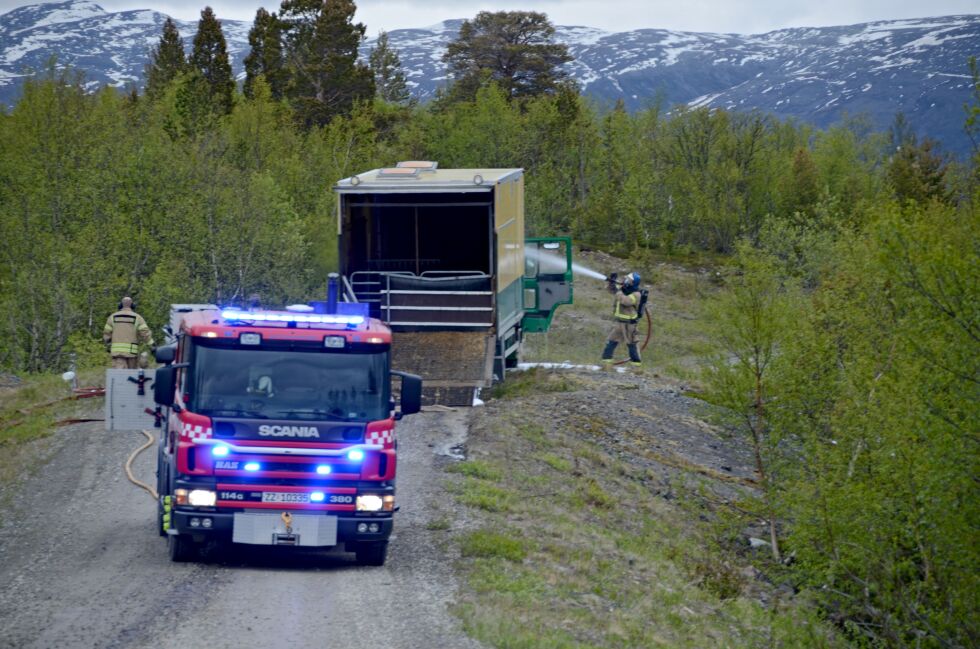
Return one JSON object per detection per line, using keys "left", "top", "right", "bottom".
{"left": 0, "top": 1, "right": 250, "bottom": 94}
{"left": 2, "top": 1, "right": 978, "bottom": 155}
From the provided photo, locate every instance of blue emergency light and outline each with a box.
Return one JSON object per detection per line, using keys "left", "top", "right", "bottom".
{"left": 221, "top": 308, "right": 364, "bottom": 326}
{"left": 310, "top": 492, "right": 326, "bottom": 502}
{"left": 347, "top": 450, "right": 365, "bottom": 462}
{"left": 244, "top": 462, "right": 261, "bottom": 472}
{"left": 212, "top": 445, "right": 230, "bottom": 457}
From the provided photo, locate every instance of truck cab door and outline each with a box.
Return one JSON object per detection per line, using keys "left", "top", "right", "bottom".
{"left": 522, "top": 237, "right": 573, "bottom": 333}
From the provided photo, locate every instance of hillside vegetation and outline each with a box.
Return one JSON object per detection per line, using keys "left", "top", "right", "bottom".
{"left": 0, "top": 19, "right": 977, "bottom": 645}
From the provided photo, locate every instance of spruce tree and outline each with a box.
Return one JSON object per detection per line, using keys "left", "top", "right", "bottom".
{"left": 144, "top": 18, "right": 187, "bottom": 98}
{"left": 279, "top": 0, "right": 375, "bottom": 127}
{"left": 244, "top": 8, "right": 287, "bottom": 100}
{"left": 368, "top": 31, "right": 411, "bottom": 105}
{"left": 190, "top": 6, "right": 235, "bottom": 115}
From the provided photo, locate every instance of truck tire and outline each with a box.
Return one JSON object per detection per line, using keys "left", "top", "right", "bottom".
{"left": 355, "top": 541, "right": 388, "bottom": 566}
{"left": 168, "top": 534, "right": 196, "bottom": 562}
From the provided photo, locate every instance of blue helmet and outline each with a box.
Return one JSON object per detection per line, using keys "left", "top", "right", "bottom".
{"left": 625, "top": 272, "right": 641, "bottom": 286}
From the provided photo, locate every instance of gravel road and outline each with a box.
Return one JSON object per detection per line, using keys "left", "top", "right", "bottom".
{"left": 0, "top": 409, "right": 483, "bottom": 649}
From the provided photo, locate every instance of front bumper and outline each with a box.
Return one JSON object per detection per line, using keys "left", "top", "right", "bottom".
{"left": 171, "top": 509, "right": 393, "bottom": 547}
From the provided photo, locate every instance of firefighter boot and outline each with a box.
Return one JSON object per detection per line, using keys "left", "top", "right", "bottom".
{"left": 627, "top": 344, "right": 642, "bottom": 370}
{"left": 601, "top": 341, "right": 618, "bottom": 369}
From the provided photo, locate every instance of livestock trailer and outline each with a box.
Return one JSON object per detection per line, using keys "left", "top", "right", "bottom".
{"left": 334, "top": 162, "right": 572, "bottom": 405}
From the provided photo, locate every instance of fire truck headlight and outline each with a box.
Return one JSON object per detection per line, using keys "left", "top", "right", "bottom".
{"left": 316, "top": 465, "right": 332, "bottom": 475}
{"left": 212, "top": 445, "right": 230, "bottom": 457}
{"left": 356, "top": 494, "right": 384, "bottom": 512}
{"left": 187, "top": 489, "right": 217, "bottom": 507}
{"left": 347, "top": 449, "right": 365, "bottom": 462}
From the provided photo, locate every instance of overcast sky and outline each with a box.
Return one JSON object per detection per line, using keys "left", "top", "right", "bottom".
{"left": 2, "top": 0, "right": 978, "bottom": 36}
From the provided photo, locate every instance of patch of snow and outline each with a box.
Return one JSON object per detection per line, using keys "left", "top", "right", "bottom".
{"left": 559, "top": 26, "right": 609, "bottom": 46}
{"left": 660, "top": 43, "right": 699, "bottom": 65}
{"left": 3, "top": 31, "right": 70, "bottom": 63}
{"left": 904, "top": 29, "right": 975, "bottom": 49}
{"left": 0, "top": 68, "right": 23, "bottom": 86}
{"left": 618, "top": 58, "right": 659, "bottom": 74}
{"left": 20, "top": 2, "right": 105, "bottom": 32}
{"left": 105, "top": 69, "right": 138, "bottom": 85}
{"left": 688, "top": 91, "right": 722, "bottom": 108}
{"left": 838, "top": 30, "right": 892, "bottom": 45}
{"left": 871, "top": 57, "right": 918, "bottom": 71}
{"left": 869, "top": 18, "right": 966, "bottom": 31}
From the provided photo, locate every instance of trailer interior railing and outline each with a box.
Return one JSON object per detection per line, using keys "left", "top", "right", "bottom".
{"left": 349, "top": 270, "right": 494, "bottom": 327}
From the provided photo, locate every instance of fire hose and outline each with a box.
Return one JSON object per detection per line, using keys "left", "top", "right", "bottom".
{"left": 125, "top": 430, "right": 158, "bottom": 500}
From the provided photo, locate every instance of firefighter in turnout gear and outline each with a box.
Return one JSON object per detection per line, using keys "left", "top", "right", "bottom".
{"left": 601, "top": 272, "right": 643, "bottom": 367}
{"left": 103, "top": 297, "right": 154, "bottom": 369}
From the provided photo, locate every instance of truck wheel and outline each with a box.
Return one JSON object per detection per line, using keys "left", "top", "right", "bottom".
{"left": 355, "top": 541, "right": 388, "bottom": 566}
{"left": 168, "top": 534, "right": 196, "bottom": 562}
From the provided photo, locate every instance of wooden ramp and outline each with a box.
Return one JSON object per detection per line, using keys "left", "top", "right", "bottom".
{"left": 391, "top": 331, "right": 494, "bottom": 406}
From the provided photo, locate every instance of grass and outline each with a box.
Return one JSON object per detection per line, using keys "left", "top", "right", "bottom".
{"left": 460, "top": 529, "right": 527, "bottom": 562}
{"left": 446, "top": 375, "right": 845, "bottom": 648}
{"left": 0, "top": 367, "right": 106, "bottom": 523}
{"left": 489, "top": 368, "right": 580, "bottom": 400}
{"left": 0, "top": 368, "right": 104, "bottom": 447}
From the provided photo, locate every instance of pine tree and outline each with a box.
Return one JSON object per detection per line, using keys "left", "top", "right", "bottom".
{"left": 279, "top": 0, "right": 375, "bottom": 127}
{"left": 442, "top": 11, "right": 573, "bottom": 103}
{"left": 244, "top": 8, "right": 287, "bottom": 100}
{"left": 368, "top": 31, "right": 411, "bottom": 105}
{"left": 190, "top": 6, "right": 235, "bottom": 115}
{"left": 144, "top": 18, "right": 187, "bottom": 98}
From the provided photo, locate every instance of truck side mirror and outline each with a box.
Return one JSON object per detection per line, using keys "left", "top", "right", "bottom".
{"left": 392, "top": 371, "right": 422, "bottom": 416}
{"left": 154, "top": 366, "right": 177, "bottom": 407}
{"left": 154, "top": 344, "right": 176, "bottom": 364}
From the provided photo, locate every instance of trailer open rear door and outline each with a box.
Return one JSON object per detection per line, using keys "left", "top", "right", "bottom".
{"left": 522, "top": 237, "right": 573, "bottom": 333}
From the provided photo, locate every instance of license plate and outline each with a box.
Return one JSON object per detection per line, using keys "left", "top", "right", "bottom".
{"left": 261, "top": 492, "right": 309, "bottom": 503}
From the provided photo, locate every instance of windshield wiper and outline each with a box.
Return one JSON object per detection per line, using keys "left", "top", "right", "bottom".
{"left": 206, "top": 409, "right": 268, "bottom": 419}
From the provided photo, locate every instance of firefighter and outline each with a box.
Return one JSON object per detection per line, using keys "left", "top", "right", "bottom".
{"left": 601, "top": 272, "right": 643, "bottom": 367}
{"left": 103, "top": 297, "right": 154, "bottom": 369}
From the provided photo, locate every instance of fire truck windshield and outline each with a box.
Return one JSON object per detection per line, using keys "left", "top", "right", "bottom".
{"left": 187, "top": 344, "right": 390, "bottom": 422}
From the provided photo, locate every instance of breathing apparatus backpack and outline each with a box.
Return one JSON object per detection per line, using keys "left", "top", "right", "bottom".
{"left": 637, "top": 289, "right": 649, "bottom": 316}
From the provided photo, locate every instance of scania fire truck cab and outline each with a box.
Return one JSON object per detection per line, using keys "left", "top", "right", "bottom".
{"left": 152, "top": 302, "right": 421, "bottom": 565}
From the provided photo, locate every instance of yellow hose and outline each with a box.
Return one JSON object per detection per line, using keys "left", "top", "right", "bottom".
{"left": 125, "top": 429, "right": 158, "bottom": 500}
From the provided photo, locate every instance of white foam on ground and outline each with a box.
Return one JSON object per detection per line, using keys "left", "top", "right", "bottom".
{"left": 517, "top": 362, "right": 601, "bottom": 372}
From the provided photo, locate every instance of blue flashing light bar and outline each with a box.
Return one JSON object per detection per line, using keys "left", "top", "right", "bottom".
{"left": 244, "top": 462, "right": 261, "bottom": 472}
{"left": 310, "top": 492, "right": 325, "bottom": 502}
{"left": 347, "top": 449, "right": 365, "bottom": 462}
{"left": 316, "top": 465, "right": 332, "bottom": 475}
{"left": 212, "top": 445, "right": 230, "bottom": 457}
{"left": 221, "top": 308, "right": 365, "bottom": 326}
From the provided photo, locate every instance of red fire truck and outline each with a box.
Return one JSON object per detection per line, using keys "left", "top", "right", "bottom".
{"left": 152, "top": 287, "right": 421, "bottom": 565}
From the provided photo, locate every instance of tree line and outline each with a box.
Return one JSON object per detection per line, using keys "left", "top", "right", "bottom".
{"left": 0, "top": 4, "right": 977, "bottom": 645}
